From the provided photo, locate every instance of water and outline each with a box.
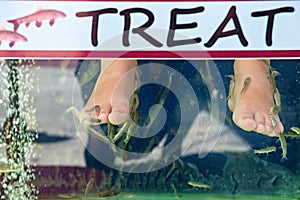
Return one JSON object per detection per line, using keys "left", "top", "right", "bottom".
{"left": 0, "top": 59, "right": 299, "bottom": 199}
{"left": 0, "top": 60, "right": 38, "bottom": 200}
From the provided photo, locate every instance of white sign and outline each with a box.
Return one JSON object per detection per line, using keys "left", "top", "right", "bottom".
{"left": 0, "top": 1, "right": 299, "bottom": 58}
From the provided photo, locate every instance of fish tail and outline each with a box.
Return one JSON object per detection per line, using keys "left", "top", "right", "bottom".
{"left": 7, "top": 20, "right": 19, "bottom": 31}
{"left": 280, "top": 156, "right": 288, "bottom": 163}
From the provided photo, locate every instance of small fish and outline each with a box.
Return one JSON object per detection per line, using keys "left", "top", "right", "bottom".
{"left": 84, "top": 178, "right": 94, "bottom": 197}
{"left": 0, "top": 164, "right": 22, "bottom": 173}
{"left": 81, "top": 116, "right": 102, "bottom": 126}
{"left": 112, "top": 121, "right": 129, "bottom": 143}
{"left": 267, "top": 69, "right": 279, "bottom": 94}
{"left": 166, "top": 163, "right": 177, "bottom": 180}
{"left": 96, "top": 189, "right": 121, "bottom": 198}
{"left": 278, "top": 133, "right": 287, "bottom": 161}
{"left": 268, "top": 69, "right": 281, "bottom": 107}
{"left": 131, "top": 93, "right": 139, "bottom": 110}
{"left": 271, "top": 70, "right": 281, "bottom": 79}
{"left": 226, "top": 75, "right": 234, "bottom": 79}
{"left": 261, "top": 59, "right": 270, "bottom": 66}
{"left": 171, "top": 183, "right": 182, "bottom": 198}
{"left": 57, "top": 194, "right": 75, "bottom": 199}
{"left": 68, "top": 105, "right": 101, "bottom": 125}
{"left": 108, "top": 121, "right": 115, "bottom": 140}
{"left": 7, "top": 6, "right": 66, "bottom": 31}
{"left": 240, "top": 77, "right": 251, "bottom": 94}
{"left": 274, "top": 88, "right": 281, "bottom": 107}
{"left": 253, "top": 146, "right": 276, "bottom": 154}
{"left": 282, "top": 131, "right": 300, "bottom": 138}
{"left": 226, "top": 75, "right": 235, "bottom": 100}
{"left": 124, "top": 122, "right": 135, "bottom": 145}
{"left": 269, "top": 105, "right": 281, "bottom": 115}
{"left": 84, "top": 105, "right": 100, "bottom": 113}
{"left": 270, "top": 116, "right": 277, "bottom": 128}
{"left": 291, "top": 126, "right": 300, "bottom": 135}
{"left": 187, "top": 181, "right": 211, "bottom": 188}
{"left": 0, "top": 24, "right": 27, "bottom": 47}
{"left": 66, "top": 106, "right": 111, "bottom": 145}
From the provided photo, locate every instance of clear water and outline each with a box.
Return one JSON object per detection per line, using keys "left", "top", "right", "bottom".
{"left": 0, "top": 59, "right": 299, "bottom": 199}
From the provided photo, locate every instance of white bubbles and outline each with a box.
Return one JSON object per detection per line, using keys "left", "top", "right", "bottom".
{"left": 0, "top": 60, "right": 38, "bottom": 200}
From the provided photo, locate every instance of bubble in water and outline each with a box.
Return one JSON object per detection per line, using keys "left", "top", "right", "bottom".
{"left": 0, "top": 59, "right": 38, "bottom": 200}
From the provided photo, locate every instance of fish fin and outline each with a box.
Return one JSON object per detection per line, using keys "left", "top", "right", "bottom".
{"left": 20, "top": 34, "right": 28, "bottom": 42}
{"left": 226, "top": 74, "right": 234, "bottom": 79}
{"left": 49, "top": 19, "right": 55, "bottom": 26}
{"left": 36, "top": 21, "right": 42, "bottom": 27}
{"left": 24, "top": 38, "right": 28, "bottom": 42}
{"left": 7, "top": 20, "right": 19, "bottom": 31}
{"left": 280, "top": 156, "right": 288, "bottom": 163}
{"left": 34, "top": 5, "right": 43, "bottom": 12}
{"left": 25, "top": 22, "right": 30, "bottom": 28}
{"left": 9, "top": 41, "right": 15, "bottom": 48}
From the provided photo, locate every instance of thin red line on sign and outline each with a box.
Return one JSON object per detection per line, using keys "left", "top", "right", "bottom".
{"left": 12, "top": 0, "right": 265, "bottom": 2}
{"left": 0, "top": 50, "right": 300, "bottom": 59}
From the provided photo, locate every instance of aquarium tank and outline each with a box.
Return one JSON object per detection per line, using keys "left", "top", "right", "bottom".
{"left": 0, "top": 59, "right": 299, "bottom": 200}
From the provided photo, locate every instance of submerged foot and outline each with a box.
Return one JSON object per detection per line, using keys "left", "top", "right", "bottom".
{"left": 228, "top": 60, "right": 284, "bottom": 137}
{"left": 81, "top": 60, "right": 137, "bottom": 125}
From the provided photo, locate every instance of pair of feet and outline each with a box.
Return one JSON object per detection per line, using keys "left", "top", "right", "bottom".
{"left": 81, "top": 60, "right": 283, "bottom": 137}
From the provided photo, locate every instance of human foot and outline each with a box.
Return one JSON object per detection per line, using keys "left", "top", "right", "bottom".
{"left": 227, "top": 60, "right": 284, "bottom": 137}
{"left": 81, "top": 59, "right": 137, "bottom": 125}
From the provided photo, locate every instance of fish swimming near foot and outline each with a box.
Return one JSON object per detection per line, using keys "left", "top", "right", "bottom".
{"left": 291, "top": 126, "right": 300, "bottom": 135}
{"left": 187, "top": 181, "right": 211, "bottom": 189}
{"left": 240, "top": 76, "right": 251, "bottom": 94}
{"left": 278, "top": 133, "right": 287, "bottom": 161}
{"left": 0, "top": 25, "right": 27, "bottom": 47}
{"left": 253, "top": 146, "right": 276, "bottom": 155}
{"left": 7, "top": 6, "right": 66, "bottom": 31}
{"left": 269, "top": 116, "right": 277, "bottom": 128}
{"left": 226, "top": 75, "right": 235, "bottom": 100}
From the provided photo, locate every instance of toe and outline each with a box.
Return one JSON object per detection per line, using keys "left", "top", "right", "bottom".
{"left": 233, "top": 111, "right": 256, "bottom": 132}
{"left": 256, "top": 124, "right": 267, "bottom": 134}
{"left": 109, "top": 111, "right": 129, "bottom": 125}
{"left": 258, "top": 114, "right": 281, "bottom": 137}
{"left": 270, "top": 115, "right": 284, "bottom": 136}
{"left": 254, "top": 112, "right": 264, "bottom": 124}
{"left": 108, "top": 102, "right": 130, "bottom": 125}
{"left": 97, "top": 102, "right": 111, "bottom": 123}
{"left": 254, "top": 112, "right": 267, "bottom": 134}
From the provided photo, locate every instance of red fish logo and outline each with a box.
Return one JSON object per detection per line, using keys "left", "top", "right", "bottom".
{"left": 0, "top": 25, "right": 27, "bottom": 47}
{"left": 7, "top": 6, "right": 66, "bottom": 31}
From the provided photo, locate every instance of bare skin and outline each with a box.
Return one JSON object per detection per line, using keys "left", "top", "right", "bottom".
{"left": 228, "top": 60, "right": 284, "bottom": 137}
{"left": 81, "top": 59, "right": 137, "bottom": 125}
{"left": 80, "top": 59, "right": 283, "bottom": 136}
